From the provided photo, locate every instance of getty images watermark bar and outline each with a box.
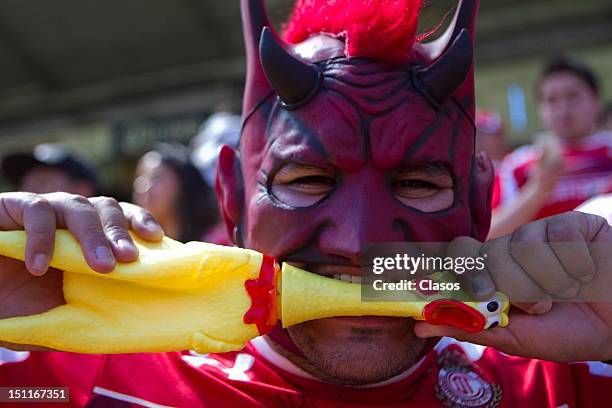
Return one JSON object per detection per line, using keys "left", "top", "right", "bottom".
{"left": 361, "top": 242, "right": 612, "bottom": 303}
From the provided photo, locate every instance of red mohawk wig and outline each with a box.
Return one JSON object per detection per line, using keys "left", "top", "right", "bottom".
{"left": 282, "top": 0, "right": 423, "bottom": 64}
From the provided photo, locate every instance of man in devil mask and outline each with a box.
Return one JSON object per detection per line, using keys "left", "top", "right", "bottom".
{"left": 1, "top": 0, "right": 612, "bottom": 406}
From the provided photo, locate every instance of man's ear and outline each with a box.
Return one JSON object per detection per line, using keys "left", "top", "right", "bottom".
{"left": 470, "top": 151, "right": 494, "bottom": 241}
{"left": 215, "top": 145, "right": 244, "bottom": 245}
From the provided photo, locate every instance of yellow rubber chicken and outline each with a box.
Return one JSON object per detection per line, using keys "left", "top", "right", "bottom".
{"left": 0, "top": 231, "right": 509, "bottom": 354}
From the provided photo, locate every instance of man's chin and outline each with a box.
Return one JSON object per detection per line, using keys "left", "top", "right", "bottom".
{"left": 286, "top": 316, "right": 429, "bottom": 385}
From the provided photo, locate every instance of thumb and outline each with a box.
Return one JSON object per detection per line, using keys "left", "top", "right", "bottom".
{"left": 414, "top": 321, "right": 514, "bottom": 351}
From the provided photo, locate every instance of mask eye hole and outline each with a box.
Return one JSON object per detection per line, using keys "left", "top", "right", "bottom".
{"left": 389, "top": 164, "right": 454, "bottom": 212}
{"left": 270, "top": 163, "right": 336, "bottom": 207}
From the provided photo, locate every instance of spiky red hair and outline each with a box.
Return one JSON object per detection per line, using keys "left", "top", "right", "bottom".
{"left": 282, "top": 0, "right": 423, "bottom": 64}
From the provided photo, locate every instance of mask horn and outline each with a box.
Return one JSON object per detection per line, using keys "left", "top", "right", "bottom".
{"left": 415, "top": 0, "right": 479, "bottom": 116}
{"left": 419, "top": 0, "right": 479, "bottom": 61}
{"left": 259, "top": 27, "right": 322, "bottom": 110}
{"left": 417, "top": 29, "right": 472, "bottom": 104}
{"left": 241, "top": 0, "right": 274, "bottom": 115}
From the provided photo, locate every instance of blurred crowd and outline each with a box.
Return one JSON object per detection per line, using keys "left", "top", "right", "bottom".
{"left": 478, "top": 56, "right": 612, "bottom": 238}
{"left": 1, "top": 55, "right": 611, "bottom": 244}
{"left": 0, "top": 112, "right": 241, "bottom": 245}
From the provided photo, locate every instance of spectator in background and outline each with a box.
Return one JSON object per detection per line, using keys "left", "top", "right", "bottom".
{"left": 1, "top": 143, "right": 98, "bottom": 196}
{"left": 191, "top": 112, "right": 241, "bottom": 187}
{"left": 191, "top": 112, "right": 241, "bottom": 244}
{"left": 475, "top": 108, "right": 508, "bottom": 165}
{"left": 475, "top": 109, "right": 513, "bottom": 238}
{"left": 490, "top": 56, "right": 612, "bottom": 239}
{"left": 132, "top": 143, "right": 218, "bottom": 242}
{"left": 601, "top": 102, "right": 612, "bottom": 131}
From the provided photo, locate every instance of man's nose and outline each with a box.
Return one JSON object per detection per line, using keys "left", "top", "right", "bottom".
{"left": 317, "top": 192, "right": 406, "bottom": 265}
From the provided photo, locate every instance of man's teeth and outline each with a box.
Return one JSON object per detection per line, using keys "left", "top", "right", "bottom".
{"left": 332, "top": 274, "right": 362, "bottom": 284}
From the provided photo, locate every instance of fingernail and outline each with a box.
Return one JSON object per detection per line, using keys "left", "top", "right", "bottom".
{"left": 472, "top": 276, "right": 493, "bottom": 299}
{"left": 415, "top": 331, "right": 429, "bottom": 339}
{"left": 32, "top": 253, "right": 48, "bottom": 275}
{"left": 473, "top": 275, "right": 488, "bottom": 288}
{"left": 528, "top": 298, "right": 552, "bottom": 315}
{"left": 579, "top": 274, "right": 594, "bottom": 284}
{"left": 95, "top": 246, "right": 114, "bottom": 263}
{"left": 414, "top": 324, "right": 432, "bottom": 338}
{"left": 145, "top": 220, "right": 160, "bottom": 230}
{"left": 116, "top": 239, "right": 135, "bottom": 252}
{"left": 559, "top": 281, "right": 580, "bottom": 299}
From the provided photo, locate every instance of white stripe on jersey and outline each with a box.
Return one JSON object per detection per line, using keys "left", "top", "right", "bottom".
{"left": 92, "top": 386, "right": 175, "bottom": 408}
{"left": 0, "top": 348, "right": 29, "bottom": 365}
{"left": 434, "top": 337, "right": 487, "bottom": 362}
{"left": 584, "top": 361, "right": 612, "bottom": 378}
{"left": 182, "top": 351, "right": 254, "bottom": 381}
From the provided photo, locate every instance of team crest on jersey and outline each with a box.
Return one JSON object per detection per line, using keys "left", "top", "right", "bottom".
{"left": 435, "top": 348, "right": 502, "bottom": 408}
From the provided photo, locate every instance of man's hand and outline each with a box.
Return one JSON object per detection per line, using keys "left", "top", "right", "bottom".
{"left": 532, "top": 133, "right": 565, "bottom": 193}
{"left": 415, "top": 211, "right": 612, "bottom": 362}
{"left": 0, "top": 192, "right": 164, "bottom": 351}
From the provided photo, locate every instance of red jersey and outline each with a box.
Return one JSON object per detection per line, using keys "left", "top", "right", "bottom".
{"left": 2, "top": 337, "right": 611, "bottom": 407}
{"left": 494, "top": 131, "right": 612, "bottom": 220}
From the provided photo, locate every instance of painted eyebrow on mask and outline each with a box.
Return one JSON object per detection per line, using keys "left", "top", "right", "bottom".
{"left": 275, "top": 162, "right": 332, "bottom": 173}
{"left": 265, "top": 155, "right": 334, "bottom": 185}
{"left": 265, "top": 107, "right": 329, "bottom": 161}
{"left": 392, "top": 163, "right": 452, "bottom": 178}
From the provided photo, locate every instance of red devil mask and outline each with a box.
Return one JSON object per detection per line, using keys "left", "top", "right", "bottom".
{"left": 216, "top": 0, "right": 493, "bottom": 357}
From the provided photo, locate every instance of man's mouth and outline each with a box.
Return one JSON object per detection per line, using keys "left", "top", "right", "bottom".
{"left": 287, "top": 262, "right": 362, "bottom": 278}
{"left": 287, "top": 262, "right": 364, "bottom": 283}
